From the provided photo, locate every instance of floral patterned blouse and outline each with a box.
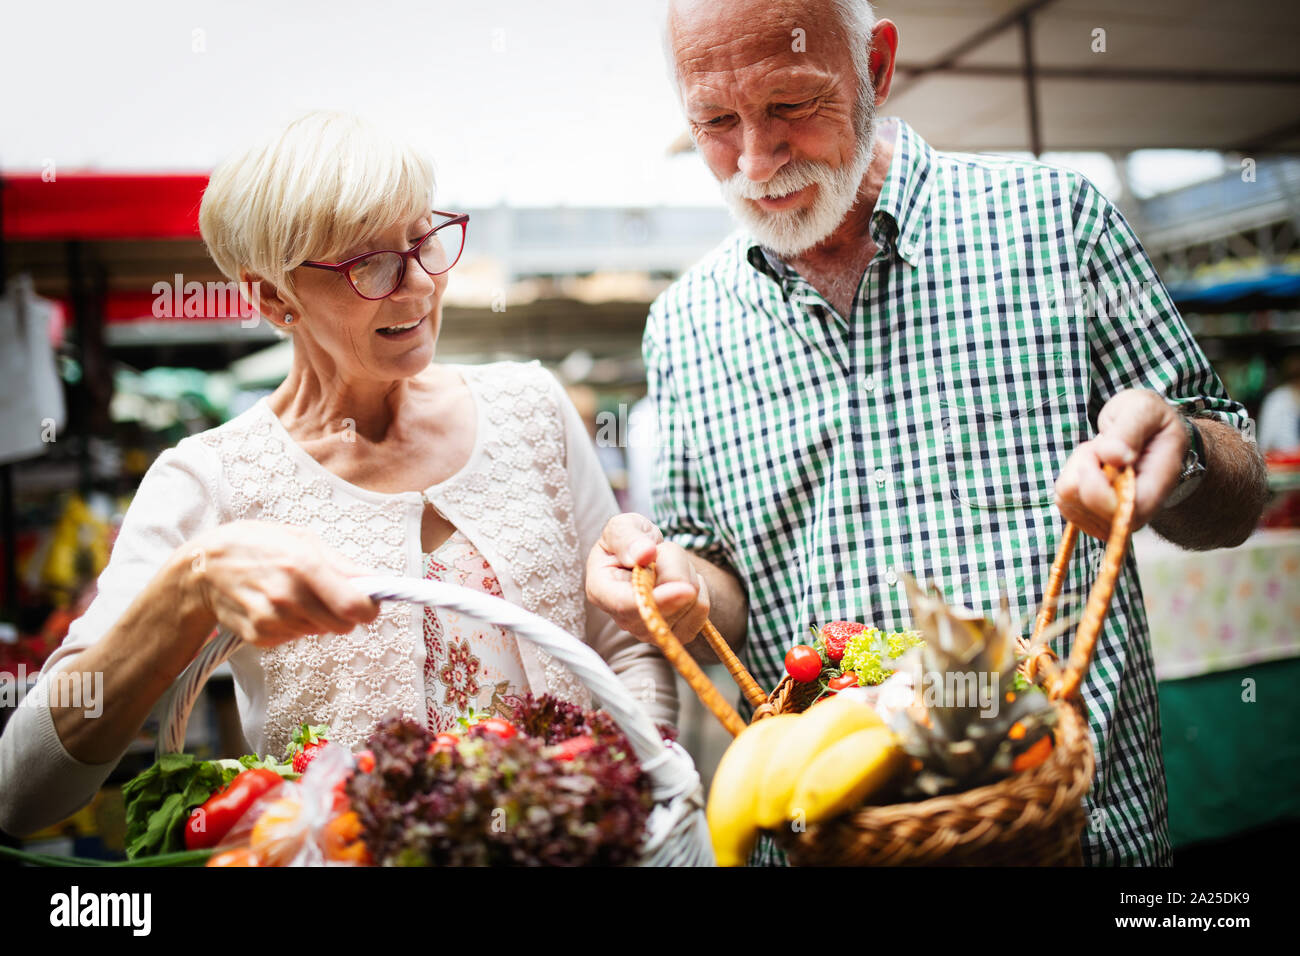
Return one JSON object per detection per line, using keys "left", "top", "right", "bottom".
{"left": 421, "top": 530, "right": 530, "bottom": 733}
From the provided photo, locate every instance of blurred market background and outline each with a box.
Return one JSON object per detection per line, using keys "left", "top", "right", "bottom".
{"left": 3, "top": 0, "right": 1299, "bottom": 862}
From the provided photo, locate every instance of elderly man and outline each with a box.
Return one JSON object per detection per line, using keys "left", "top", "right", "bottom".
{"left": 587, "top": 0, "right": 1269, "bottom": 865}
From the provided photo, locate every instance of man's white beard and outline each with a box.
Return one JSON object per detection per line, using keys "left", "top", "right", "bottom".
{"left": 719, "top": 91, "right": 876, "bottom": 260}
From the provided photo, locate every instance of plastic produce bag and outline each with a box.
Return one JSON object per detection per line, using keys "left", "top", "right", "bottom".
{"left": 838, "top": 670, "right": 915, "bottom": 726}
{"left": 209, "top": 744, "right": 368, "bottom": 867}
{"left": 0, "top": 275, "right": 65, "bottom": 465}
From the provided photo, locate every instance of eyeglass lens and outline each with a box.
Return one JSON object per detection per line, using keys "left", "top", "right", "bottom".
{"left": 347, "top": 222, "right": 466, "bottom": 297}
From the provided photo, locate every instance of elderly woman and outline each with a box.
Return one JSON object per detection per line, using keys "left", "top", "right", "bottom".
{"left": 0, "top": 112, "right": 677, "bottom": 836}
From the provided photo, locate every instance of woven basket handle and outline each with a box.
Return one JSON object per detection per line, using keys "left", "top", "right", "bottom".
{"left": 629, "top": 567, "right": 762, "bottom": 737}
{"left": 1022, "top": 463, "right": 1137, "bottom": 701}
{"left": 633, "top": 463, "right": 1137, "bottom": 722}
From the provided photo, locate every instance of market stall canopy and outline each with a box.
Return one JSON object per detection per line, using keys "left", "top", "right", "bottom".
{"left": 2, "top": 177, "right": 730, "bottom": 364}
{"left": 0, "top": 172, "right": 246, "bottom": 334}
{"left": 1, "top": 172, "right": 276, "bottom": 371}
{"left": 878, "top": 0, "right": 1300, "bottom": 154}
{"left": 665, "top": 0, "right": 1300, "bottom": 156}
{"left": 1, "top": 174, "right": 207, "bottom": 240}
{"left": 1167, "top": 266, "right": 1300, "bottom": 313}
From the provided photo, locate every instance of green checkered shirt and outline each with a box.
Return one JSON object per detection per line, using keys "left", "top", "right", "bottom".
{"left": 645, "top": 119, "right": 1252, "bottom": 867}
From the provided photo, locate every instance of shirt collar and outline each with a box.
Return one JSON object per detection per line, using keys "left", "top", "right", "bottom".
{"left": 744, "top": 117, "right": 934, "bottom": 279}
{"left": 870, "top": 118, "right": 933, "bottom": 267}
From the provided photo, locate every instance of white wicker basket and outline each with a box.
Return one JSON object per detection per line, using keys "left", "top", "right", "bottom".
{"left": 158, "top": 576, "right": 713, "bottom": 866}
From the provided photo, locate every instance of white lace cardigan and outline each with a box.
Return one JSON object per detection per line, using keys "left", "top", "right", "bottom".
{"left": 0, "top": 360, "right": 678, "bottom": 836}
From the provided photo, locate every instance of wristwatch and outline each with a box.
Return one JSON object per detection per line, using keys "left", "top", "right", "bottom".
{"left": 1162, "top": 413, "right": 1207, "bottom": 509}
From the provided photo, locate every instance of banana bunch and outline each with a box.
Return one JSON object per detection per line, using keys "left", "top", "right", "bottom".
{"left": 707, "top": 694, "right": 907, "bottom": 866}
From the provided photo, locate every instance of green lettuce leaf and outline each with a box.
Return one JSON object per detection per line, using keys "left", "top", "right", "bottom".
{"left": 121, "top": 753, "right": 292, "bottom": 859}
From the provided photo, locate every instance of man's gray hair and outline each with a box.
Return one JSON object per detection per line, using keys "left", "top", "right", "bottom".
{"left": 832, "top": 0, "right": 879, "bottom": 143}
{"left": 831, "top": 0, "right": 878, "bottom": 87}
{"left": 664, "top": 0, "right": 878, "bottom": 97}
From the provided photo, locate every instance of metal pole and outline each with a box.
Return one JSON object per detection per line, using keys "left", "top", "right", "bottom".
{"left": 67, "top": 240, "right": 90, "bottom": 494}
{"left": 0, "top": 465, "right": 13, "bottom": 621}
{"left": 0, "top": 176, "right": 15, "bottom": 620}
{"left": 0, "top": 173, "right": 7, "bottom": 296}
{"left": 1020, "top": 12, "right": 1044, "bottom": 158}
{"left": 891, "top": 0, "right": 1060, "bottom": 99}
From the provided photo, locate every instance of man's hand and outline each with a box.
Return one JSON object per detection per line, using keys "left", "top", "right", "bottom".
{"left": 1055, "top": 389, "right": 1188, "bottom": 539}
{"left": 585, "top": 513, "right": 712, "bottom": 646}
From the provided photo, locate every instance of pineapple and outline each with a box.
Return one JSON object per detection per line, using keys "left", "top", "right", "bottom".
{"left": 889, "top": 575, "right": 1058, "bottom": 798}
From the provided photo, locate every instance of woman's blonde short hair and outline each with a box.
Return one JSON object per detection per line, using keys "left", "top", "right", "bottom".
{"left": 199, "top": 111, "right": 436, "bottom": 298}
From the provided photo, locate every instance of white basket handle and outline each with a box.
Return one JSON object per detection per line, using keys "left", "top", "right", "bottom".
{"left": 157, "top": 576, "right": 711, "bottom": 863}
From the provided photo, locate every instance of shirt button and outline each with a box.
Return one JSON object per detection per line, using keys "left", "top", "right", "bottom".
{"left": 885, "top": 569, "right": 899, "bottom": 587}
{"left": 862, "top": 376, "right": 876, "bottom": 393}
{"left": 873, "top": 467, "right": 887, "bottom": 485}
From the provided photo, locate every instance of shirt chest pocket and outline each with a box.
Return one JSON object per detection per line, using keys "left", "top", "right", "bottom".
{"left": 939, "top": 363, "right": 1081, "bottom": 511}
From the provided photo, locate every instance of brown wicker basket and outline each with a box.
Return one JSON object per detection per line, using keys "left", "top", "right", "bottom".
{"left": 631, "top": 465, "right": 1136, "bottom": 866}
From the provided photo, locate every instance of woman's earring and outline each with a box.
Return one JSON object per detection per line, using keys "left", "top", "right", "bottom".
{"left": 283, "top": 313, "right": 294, "bottom": 325}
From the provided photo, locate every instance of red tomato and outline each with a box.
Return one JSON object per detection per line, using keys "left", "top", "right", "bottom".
{"left": 355, "top": 749, "right": 376, "bottom": 773}
{"left": 427, "top": 732, "right": 460, "bottom": 754}
{"left": 330, "top": 779, "right": 350, "bottom": 814}
{"left": 185, "top": 768, "right": 284, "bottom": 851}
{"left": 476, "top": 717, "right": 517, "bottom": 740}
{"left": 784, "top": 645, "right": 823, "bottom": 683}
{"left": 828, "top": 672, "right": 859, "bottom": 691}
{"left": 551, "top": 735, "right": 596, "bottom": 762}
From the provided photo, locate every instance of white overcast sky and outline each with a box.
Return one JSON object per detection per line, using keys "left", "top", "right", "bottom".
{"left": 0, "top": 0, "right": 1224, "bottom": 207}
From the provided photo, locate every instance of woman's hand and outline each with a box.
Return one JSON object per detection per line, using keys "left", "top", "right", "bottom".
{"left": 184, "top": 521, "right": 380, "bottom": 646}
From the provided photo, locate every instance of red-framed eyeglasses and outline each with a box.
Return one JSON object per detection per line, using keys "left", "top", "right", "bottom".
{"left": 300, "top": 210, "right": 469, "bottom": 300}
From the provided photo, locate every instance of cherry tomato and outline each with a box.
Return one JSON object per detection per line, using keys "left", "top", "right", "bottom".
{"left": 476, "top": 717, "right": 517, "bottom": 740}
{"left": 332, "top": 780, "right": 353, "bottom": 816}
{"left": 828, "top": 672, "right": 859, "bottom": 691}
{"left": 784, "top": 644, "right": 823, "bottom": 683}
{"left": 427, "top": 732, "right": 460, "bottom": 755}
{"left": 355, "top": 749, "right": 376, "bottom": 773}
{"left": 551, "top": 735, "right": 596, "bottom": 762}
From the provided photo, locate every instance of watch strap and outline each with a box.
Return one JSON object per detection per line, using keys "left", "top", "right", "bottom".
{"left": 1163, "top": 414, "right": 1207, "bottom": 509}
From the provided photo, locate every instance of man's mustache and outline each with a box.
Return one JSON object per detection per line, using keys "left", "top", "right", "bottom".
{"left": 721, "top": 162, "right": 828, "bottom": 204}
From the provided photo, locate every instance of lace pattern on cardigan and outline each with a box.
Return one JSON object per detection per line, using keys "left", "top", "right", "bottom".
{"left": 199, "top": 416, "right": 417, "bottom": 754}
{"left": 441, "top": 368, "right": 592, "bottom": 709}
{"left": 195, "top": 364, "right": 594, "bottom": 752}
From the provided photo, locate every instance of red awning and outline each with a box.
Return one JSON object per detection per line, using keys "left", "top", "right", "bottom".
{"left": 2, "top": 173, "right": 252, "bottom": 329}
{"left": 2, "top": 173, "right": 209, "bottom": 240}
{"left": 63, "top": 289, "right": 255, "bottom": 324}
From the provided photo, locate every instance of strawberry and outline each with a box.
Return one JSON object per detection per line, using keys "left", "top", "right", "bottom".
{"left": 815, "top": 621, "right": 867, "bottom": 663}
{"left": 293, "top": 741, "right": 326, "bottom": 774}
{"left": 288, "top": 723, "right": 330, "bottom": 774}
